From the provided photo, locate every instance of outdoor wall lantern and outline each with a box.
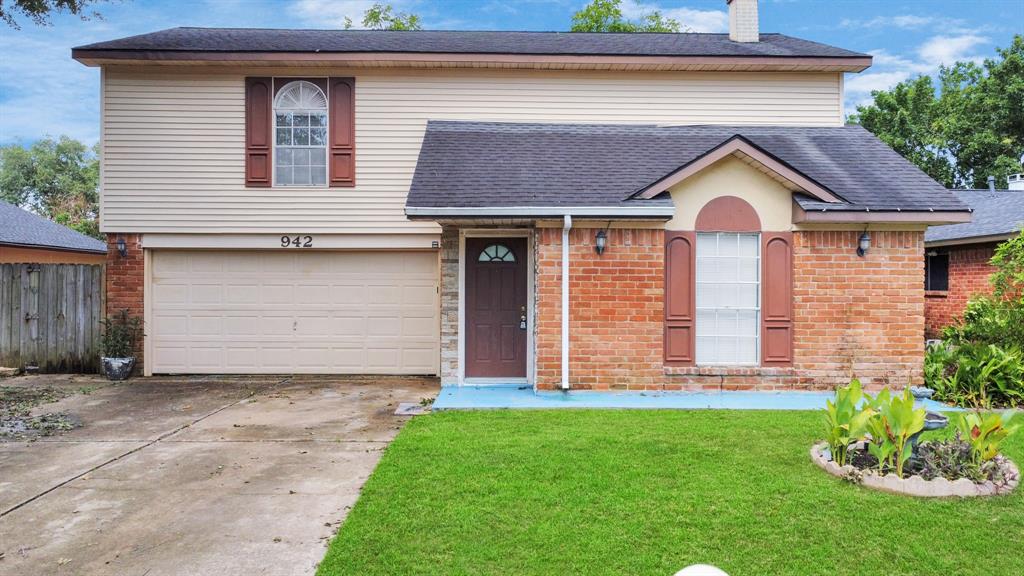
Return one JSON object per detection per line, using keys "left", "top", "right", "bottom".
{"left": 595, "top": 229, "right": 608, "bottom": 255}
{"left": 116, "top": 236, "right": 128, "bottom": 258}
{"left": 856, "top": 230, "right": 871, "bottom": 257}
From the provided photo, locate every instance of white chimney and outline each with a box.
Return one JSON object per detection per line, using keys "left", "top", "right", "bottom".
{"left": 1009, "top": 174, "right": 1024, "bottom": 191}
{"left": 728, "top": 0, "right": 759, "bottom": 43}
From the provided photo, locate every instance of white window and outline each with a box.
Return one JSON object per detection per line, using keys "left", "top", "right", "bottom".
{"left": 696, "top": 232, "right": 760, "bottom": 365}
{"left": 274, "top": 80, "right": 328, "bottom": 186}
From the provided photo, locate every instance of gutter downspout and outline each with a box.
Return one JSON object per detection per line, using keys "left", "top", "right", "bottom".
{"left": 561, "top": 214, "right": 572, "bottom": 390}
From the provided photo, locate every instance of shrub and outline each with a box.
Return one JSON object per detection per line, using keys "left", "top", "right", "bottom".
{"left": 929, "top": 343, "right": 1024, "bottom": 408}
{"left": 823, "top": 379, "right": 874, "bottom": 467}
{"left": 863, "top": 388, "right": 926, "bottom": 478}
{"left": 954, "top": 411, "right": 1021, "bottom": 464}
{"left": 99, "top": 309, "right": 143, "bottom": 358}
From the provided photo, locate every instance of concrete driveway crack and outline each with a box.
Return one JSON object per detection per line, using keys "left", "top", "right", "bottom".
{"left": 0, "top": 376, "right": 292, "bottom": 518}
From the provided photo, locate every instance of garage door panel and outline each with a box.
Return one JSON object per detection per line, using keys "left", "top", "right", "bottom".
{"left": 150, "top": 250, "right": 439, "bottom": 374}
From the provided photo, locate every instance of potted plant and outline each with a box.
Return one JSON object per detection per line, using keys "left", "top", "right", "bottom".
{"left": 99, "top": 309, "right": 143, "bottom": 381}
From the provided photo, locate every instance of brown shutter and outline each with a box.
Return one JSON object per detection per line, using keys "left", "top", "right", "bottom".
{"left": 664, "top": 231, "right": 696, "bottom": 365}
{"left": 244, "top": 77, "right": 272, "bottom": 187}
{"left": 328, "top": 77, "right": 355, "bottom": 187}
{"left": 762, "top": 232, "right": 793, "bottom": 366}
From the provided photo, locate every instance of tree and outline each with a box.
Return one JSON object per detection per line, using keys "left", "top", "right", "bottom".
{"left": 850, "top": 35, "right": 1024, "bottom": 189}
{"left": 345, "top": 2, "right": 422, "bottom": 31}
{"left": 0, "top": 136, "right": 101, "bottom": 239}
{"left": 1, "top": 0, "right": 105, "bottom": 29}
{"left": 571, "top": 0, "right": 681, "bottom": 33}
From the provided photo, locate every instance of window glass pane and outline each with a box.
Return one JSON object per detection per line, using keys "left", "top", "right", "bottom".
{"left": 276, "top": 166, "right": 292, "bottom": 185}
{"left": 311, "top": 166, "right": 327, "bottom": 186}
{"left": 293, "top": 166, "right": 312, "bottom": 186}
{"left": 276, "top": 128, "right": 291, "bottom": 146}
{"left": 310, "top": 113, "right": 325, "bottom": 127}
{"left": 696, "top": 232, "right": 761, "bottom": 365}
{"left": 311, "top": 148, "right": 326, "bottom": 166}
{"left": 310, "top": 128, "right": 326, "bottom": 146}
{"left": 293, "top": 114, "right": 309, "bottom": 127}
{"left": 276, "top": 113, "right": 292, "bottom": 127}
{"left": 294, "top": 129, "right": 310, "bottom": 146}
{"left": 276, "top": 148, "right": 292, "bottom": 166}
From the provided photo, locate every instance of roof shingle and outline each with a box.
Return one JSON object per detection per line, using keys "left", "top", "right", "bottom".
{"left": 406, "top": 121, "right": 968, "bottom": 215}
{"left": 73, "top": 28, "right": 868, "bottom": 59}
{"left": 0, "top": 201, "right": 107, "bottom": 254}
{"left": 925, "top": 190, "right": 1024, "bottom": 244}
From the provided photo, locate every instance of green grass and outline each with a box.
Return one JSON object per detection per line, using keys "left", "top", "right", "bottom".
{"left": 318, "top": 410, "right": 1024, "bottom": 575}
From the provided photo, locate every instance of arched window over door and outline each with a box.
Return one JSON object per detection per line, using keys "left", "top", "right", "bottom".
{"left": 477, "top": 244, "right": 516, "bottom": 262}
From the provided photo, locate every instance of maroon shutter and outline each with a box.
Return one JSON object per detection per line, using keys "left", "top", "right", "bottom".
{"left": 328, "top": 77, "right": 355, "bottom": 187}
{"left": 244, "top": 77, "right": 272, "bottom": 187}
{"left": 664, "top": 231, "right": 696, "bottom": 365}
{"left": 762, "top": 232, "right": 793, "bottom": 366}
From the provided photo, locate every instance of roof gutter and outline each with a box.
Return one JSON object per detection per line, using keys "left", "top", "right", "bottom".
{"left": 925, "top": 232, "right": 1019, "bottom": 248}
{"left": 793, "top": 206, "right": 972, "bottom": 225}
{"left": 405, "top": 206, "right": 674, "bottom": 219}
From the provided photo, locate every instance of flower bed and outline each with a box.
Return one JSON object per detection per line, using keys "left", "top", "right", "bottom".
{"left": 811, "top": 441, "right": 1020, "bottom": 497}
{"left": 818, "top": 379, "right": 1021, "bottom": 497}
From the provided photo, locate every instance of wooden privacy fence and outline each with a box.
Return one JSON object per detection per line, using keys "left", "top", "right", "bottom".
{"left": 0, "top": 263, "right": 104, "bottom": 373}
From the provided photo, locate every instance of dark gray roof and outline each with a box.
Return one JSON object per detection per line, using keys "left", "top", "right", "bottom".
{"left": 73, "top": 28, "right": 867, "bottom": 59}
{"left": 406, "top": 121, "right": 968, "bottom": 214}
{"left": 925, "top": 190, "right": 1024, "bottom": 244}
{"left": 0, "top": 201, "right": 106, "bottom": 253}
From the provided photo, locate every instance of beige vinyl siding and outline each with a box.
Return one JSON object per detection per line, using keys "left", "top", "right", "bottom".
{"left": 101, "top": 67, "right": 843, "bottom": 234}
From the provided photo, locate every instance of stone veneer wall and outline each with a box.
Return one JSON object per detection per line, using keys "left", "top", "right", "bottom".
{"left": 439, "top": 227, "right": 460, "bottom": 385}
{"left": 104, "top": 233, "right": 145, "bottom": 366}
{"left": 924, "top": 243, "right": 997, "bottom": 339}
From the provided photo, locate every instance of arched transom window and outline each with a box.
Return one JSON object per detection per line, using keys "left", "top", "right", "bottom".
{"left": 274, "top": 81, "right": 328, "bottom": 186}
{"left": 478, "top": 244, "right": 516, "bottom": 262}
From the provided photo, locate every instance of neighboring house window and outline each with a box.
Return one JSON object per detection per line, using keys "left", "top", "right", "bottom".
{"left": 695, "top": 232, "right": 760, "bottom": 365}
{"left": 274, "top": 80, "right": 328, "bottom": 186}
{"left": 925, "top": 251, "right": 949, "bottom": 291}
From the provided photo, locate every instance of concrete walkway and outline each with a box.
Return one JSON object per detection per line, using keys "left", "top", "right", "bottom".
{"left": 0, "top": 374, "right": 438, "bottom": 576}
{"left": 433, "top": 385, "right": 961, "bottom": 411}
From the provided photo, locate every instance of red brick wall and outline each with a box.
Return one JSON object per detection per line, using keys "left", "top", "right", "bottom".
{"left": 534, "top": 228, "right": 927, "bottom": 391}
{"left": 924, "top": 243, "right": 997, "bottom": 339}
{"left": 105, "top": 233, "right": 145, "bottom": 365}
{"left": 792, "top": 230, "right": 924, "bottom": 389}
{"left": 535, "top": 227, "right": 664, "bottom": 390}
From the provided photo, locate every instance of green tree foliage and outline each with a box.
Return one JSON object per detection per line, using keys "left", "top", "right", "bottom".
{"left": 850, "top": 35, "right": 1024, "bottom": 189}
{"left": 571, "top": 0, "right": 681, "bottom": 33}
{"left": 1, "top": 0, "right": 105, "bottom": 28}
{"left": 0, "top": 136, "right": 101, "bottom": 239}
{"left": 345, "top": 2, "right": 422, "bottom": 31}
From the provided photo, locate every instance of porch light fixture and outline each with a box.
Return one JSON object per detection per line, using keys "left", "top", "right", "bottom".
{"left": 594, "top": 229, "right": 607, "bottom": 256}
{"left": 856, "top": 230, "right": 871, "bottom": 257}
{"left": 116, "top": 236, "right": 128, "bottom": 258}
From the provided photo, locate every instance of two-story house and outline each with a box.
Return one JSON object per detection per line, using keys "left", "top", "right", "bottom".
{"left": 73, "top": 0, "right": 970, "bottom": 391}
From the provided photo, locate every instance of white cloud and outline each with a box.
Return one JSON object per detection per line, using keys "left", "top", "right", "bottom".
{"left": 840, "top": 14, "right": 974, "bottom": 33}
{"left": 917, "top": 34, "right": 988, "bottom": 67}
{"left": 620, "top": 1, "right": 728, "bottom": 33}
{"left": 843, "top": 34, "right": 991, "bottom": 114}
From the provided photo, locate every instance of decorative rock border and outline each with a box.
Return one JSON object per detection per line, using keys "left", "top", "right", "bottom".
{"left": 810, "top": 442, "right": 1020, "bottom": 497}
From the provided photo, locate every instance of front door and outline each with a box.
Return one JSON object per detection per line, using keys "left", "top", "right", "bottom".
{"left": 465, "top": 237, "right": 528, "bottom": 378}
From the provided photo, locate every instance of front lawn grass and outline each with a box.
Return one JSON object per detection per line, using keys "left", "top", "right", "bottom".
{"left": 318, "top": 410, "right": 1024, "bottom": 575}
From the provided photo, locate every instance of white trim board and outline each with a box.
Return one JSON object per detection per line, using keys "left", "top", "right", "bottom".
{"left": 457, "top": 229, "right": 535, "bottom": 387}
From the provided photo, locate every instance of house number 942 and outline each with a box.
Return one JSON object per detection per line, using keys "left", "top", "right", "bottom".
{"left": 281, "top": 235, "right": 313, "bottom": 248}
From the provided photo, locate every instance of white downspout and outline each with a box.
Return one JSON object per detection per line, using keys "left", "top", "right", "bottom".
{"left": 561, "top": 214, "right": 572, "bottom": 390}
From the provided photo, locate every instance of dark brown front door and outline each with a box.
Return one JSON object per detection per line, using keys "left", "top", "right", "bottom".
{"left": 465, "top": 237, "right": 528, "bottom": 378}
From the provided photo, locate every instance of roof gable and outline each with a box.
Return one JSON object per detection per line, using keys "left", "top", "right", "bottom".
{"left": 631, "top": 135, "right": 842, "bottom": 204}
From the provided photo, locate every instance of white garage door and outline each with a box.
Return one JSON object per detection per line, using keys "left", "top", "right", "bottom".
{"left": 150, "top": 250, "right": 439, "bottom": 374}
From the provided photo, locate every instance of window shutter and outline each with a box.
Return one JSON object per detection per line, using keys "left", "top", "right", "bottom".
{"left": 664, "top": 231, "right": 696, "bottom": 365}
{"left": 761, "top": 232, "right": 793, "bottom": 365}
{"left": 328, "top": 77, "right": 355, "bottom": 187}
{"left": 244, "top": 77, "right": 272, "bottom": 187}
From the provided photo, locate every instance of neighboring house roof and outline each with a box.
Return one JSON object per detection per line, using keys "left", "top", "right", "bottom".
{"left": 73, "top": 28, "right": 867, "bottom": 58}
{"left": 925, "top": 190, "right": 1024, "bottom": 245}
{"left": 71, "top": 28, "right": 871, "bottom": 72}
{"left": 405, "top": 121, "right": 969, "bottom": 220}
{"left": 0, "top": 201, "right": 107, "bottom": 254}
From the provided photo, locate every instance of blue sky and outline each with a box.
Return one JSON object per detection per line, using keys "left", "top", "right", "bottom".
{"left": 0, "top": 0, "right": 1021, "bottom": 145}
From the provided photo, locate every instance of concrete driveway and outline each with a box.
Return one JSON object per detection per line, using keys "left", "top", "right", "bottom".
{"left": 0, "top": 374, "right": 438, "bottom": 575}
